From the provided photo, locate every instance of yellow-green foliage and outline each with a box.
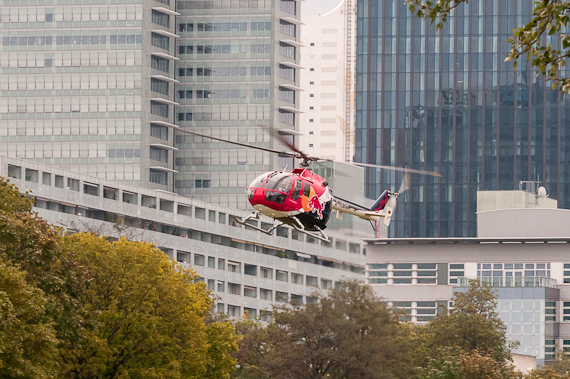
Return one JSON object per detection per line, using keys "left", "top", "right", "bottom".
{"left": 61, "top": 234, "right": 238, "bottom": 378}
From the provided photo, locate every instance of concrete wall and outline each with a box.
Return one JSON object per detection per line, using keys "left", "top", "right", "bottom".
{"left": 478, "top": 208, "right": 570, "bottom": 238}
{"left": 477, "top": 190, "right": 557, "bottom": 213}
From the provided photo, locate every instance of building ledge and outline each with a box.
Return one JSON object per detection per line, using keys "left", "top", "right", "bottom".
{"left": 152, "top": 29, "right": 180, "bottom": 38}
{"left": 150, "top": 120, "right": 178, "bottom": 128}
{"left": 151, "top": 97, "right": 179, "bottom": 106}
{"left": 152, "top": 6, "right": 180, "bottom": 16}
{"left": 150, "top": 143, "right": 178, "bottom": 151}
{"left": 151, "top": 52, "right": 179, "bottom": 61}
{"left": 279, "top": 61, "right": 304, "bottom": 70}
{"left": 151, "top": 75, "right": 179, "bottom": 84}
{"left": 279, "top": 106, "right": 303, "bottom": 114}
{"left": 150, "top": 166, "right": 178, "bottom": 173}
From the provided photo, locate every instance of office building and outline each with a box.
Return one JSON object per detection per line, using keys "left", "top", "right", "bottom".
{"left": 299, "top": 0, "right": 355, "bottom": 162}
{"left": 174, "top": 0, "right": 303, "bottom": 210}
{"left": 0, "top": 0, "right": 179, "bottom": 190}
{"left": 355, "top": 0, "right": 570, "bottom": 237}
{"left": 2, "top": 155, "right": 366, "bottom": 318}
{"left": 0, "top": 0, "right": 304, "bottom": 210}
{"left": 366, "top": 190, "right": 570, "bottom": 364}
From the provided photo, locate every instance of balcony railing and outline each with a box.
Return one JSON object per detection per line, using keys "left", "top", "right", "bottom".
{"left": 458, "top": 276, "right": 556, "bottom": 288}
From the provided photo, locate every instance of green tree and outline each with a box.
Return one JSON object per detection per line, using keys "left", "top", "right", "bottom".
{"left": 233, "top": 280, "right": 414, "bottom": 379}
{"left": 0, "top": 261, "right": 59, "bottom": 378}
{"left": 419, "top": 347, "right": 522, "bottom": 379}
{"left": 0, "top": 177, "right": 33, "bottom": 213}
{"left": 419, "top": 280, "right": 516, "bottom": 367}
{"left": 0, "top": 178, "right": 91, "bottom": 378}
{"left": 405, "top": 0, "right": 570, "bottom": 93}
{"left": 60, "top": 233, "right": 239, "bottom": 378}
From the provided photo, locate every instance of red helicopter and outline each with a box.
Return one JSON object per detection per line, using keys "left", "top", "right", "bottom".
{"left": 177, "top": 127, "right": 441, "bottom": 242}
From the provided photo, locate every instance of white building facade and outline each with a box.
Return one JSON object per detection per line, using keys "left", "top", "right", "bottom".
{"left": 2, "top": 155, "right": 366, "bottom": 319}
{"left": 299, "top": 0, "right": 355, "bottom": 162}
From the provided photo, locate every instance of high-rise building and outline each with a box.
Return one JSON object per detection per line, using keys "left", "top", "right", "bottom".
{"left": 0, "top": 0, "right": 304, "bottom": 210}
{"left": 355, "top": 0, "right": 570, "bottom": 237}
{"left": 0, "top": 0, "right": 180, "bottom": 190}
{"left": 174, "top": 0, "right": 303, "bottom": 209}
{"left": 299, "top": 0, "right": 355, "bottom": 162}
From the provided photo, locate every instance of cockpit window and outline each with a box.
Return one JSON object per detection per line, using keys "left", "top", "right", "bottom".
{"left": 248, "top": 173, "right": 269, "bottom": 189}
{"left": 262, "top": 174, "right": 293, "bottom": 194}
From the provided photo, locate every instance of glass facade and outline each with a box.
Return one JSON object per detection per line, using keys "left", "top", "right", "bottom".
{"left": 0, "top": 0, "right": 145, "bottom": 185}
{"left": 174, "top": 0, "right": 302, "bottom": 209}
{"left": 355, "top": 0, "right": 570, "bottom": 237}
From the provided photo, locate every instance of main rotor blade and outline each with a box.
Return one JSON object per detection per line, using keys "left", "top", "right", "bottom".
{"left": 349, "top": 162, "right": 442, "bottom": 177}
{"left": 176, "top": 127, "right": 300, "bottom": 159}
{"left": 257, "top": 124, "right": 306, "bottom": 157}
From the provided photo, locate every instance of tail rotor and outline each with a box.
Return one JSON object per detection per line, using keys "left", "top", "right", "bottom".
{"left": 383, "top": 173, "right": 411, "bottom": 227}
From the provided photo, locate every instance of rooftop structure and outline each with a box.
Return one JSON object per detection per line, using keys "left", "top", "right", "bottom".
{"left": 2, "top": 155, "right": 366, "bottom": 319}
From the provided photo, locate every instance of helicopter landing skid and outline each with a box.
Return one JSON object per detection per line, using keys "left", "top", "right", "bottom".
{"left": 290, "top": 218, "right": 330, "bottom": 243}
{"left": 233, "top": 213, "right": 330, "bottom": 243}
{"left": 233, "top": 213, "right": 284, "bottom": 236}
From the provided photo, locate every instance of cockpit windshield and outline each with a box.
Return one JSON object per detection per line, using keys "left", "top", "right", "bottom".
{"left": 262, "top": 173, "right": 293, "bottom": 194}
{"left": 248, "top": 173, "right": 269, "bottom": 189}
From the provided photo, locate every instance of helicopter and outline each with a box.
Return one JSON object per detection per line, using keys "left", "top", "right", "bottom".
{"left": 176, "top": 127, "right": 441, "bottom": 242}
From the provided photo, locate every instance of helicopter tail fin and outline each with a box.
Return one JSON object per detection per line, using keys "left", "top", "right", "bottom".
{"left": 369, "top": 189, "right": 391, "bottom": 212}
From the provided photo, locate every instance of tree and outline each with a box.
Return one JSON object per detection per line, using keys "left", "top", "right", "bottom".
{"left": 60, "top": 233, "right": 239, "bottom": 378}
{"left": 405, "top": 0, "right": 570, "bottom": 93}
{"left": 0, "top": 177, "right": 33, "bottom": 213}
{"left": 233, "top": 280, "right": 414, "bottom": 379}
{"left": 0, "top": 261, "right": 59, "bottom": 378}
{"left": 0, "top": 178, "right": 91, "bottom": 378}
{"left": 419, "top": 347, "right": 522, "bottom": 379}
{"left": 418, "top": 280, "right": 516, "bottom": 367}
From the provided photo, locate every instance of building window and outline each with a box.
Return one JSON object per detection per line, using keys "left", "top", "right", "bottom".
{"left": 310, "top": 81, "right": 314, "bottom": 85}
{"left": 310, "top": 68, "right": 314, "bottom": 71}
{"left": 280, "top": 0, "right": 296, "bottom": 15}
{"left": 416, "top": 301, "right": 438, "bottom": 322}
{"left": 252, "top": 21, "right": 271, "bottom": 31}
{"left": 309, "top": 144, "right": 313, "bottom": 147}
{"left": 310, "top": 94, "right": 314, "bottom": 97}
{"left": 195, "top": 179, "right": 211, "bottom": 188}
{"left": 179, "top": 90, "right": 193, "bottom": 99}
{"left": 151, "top": 55, "right": 169, "bottom": 73}
{"left": 150, "top": 124, "right": 168, "bottom": 140}
{"left": 150, "top": 78, "right": 169, "bottom": 95}
{"left": 478, "top": 262, "right": 551, "bottom": 286}
{"left": 392, "top": 301, "right": 412, "bottom": 322}
{"left": 310, "top": 42, "right": 314, "bottom": 46}
{"left": 449, "top": 263, "right": 465, "bottom": 284}
{"left": 564, "top": 302, "right": 570, "bottom": 321}
{"left": 278, "top": 64, "right": 295, "bottom": 81}
{"left": 155, "top": 0, "right": 170, "bottom": 4}
{"left": 309, "top": 131, "right": 313, "bottom": 135}
{"left": 279, "top": 20, "right": 296, "bottom": 37}
{"left": 564, "top": 263, "right": 570, "bottom": 283}
{"left": 151, "top": 10, "right": 170, "bottom": 27}
{"left": 279, "top": 109, "right": 295, "bottom": 126}
{"left": 417, "top": 263, "right": 437, "bottom": 284}
{"left": 151, "top": 32, "right": 169, "bottom": 50}
{"left": 279, "top": 42, "right": 295, "bottom": 59}
{"left": 546, "top": 301, "right": 556, "bottom": 322}
{"left": 368, "top": 263, "right": 388, "bottom": 284}
{"left": 149, "top": 169, "right": 167, "bottom": 185}
{"left": 150, "top": 147, "right": 168, "bottom": 163}
{"left": 279, "top": 87, "right": 295, "bottom": 103}
{"left": 309, "top": 119, "right": 313, "bottom": 122}
{"left": 150, "top": 101, "right": 168, "bottom": 118}
{"left": 178, "top": 68, "right": 193, "bottom": 76}
{"left": 309, "top": 106, "right": 314, "bottom": 110}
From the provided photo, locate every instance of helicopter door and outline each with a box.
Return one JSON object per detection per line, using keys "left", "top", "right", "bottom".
{"left": 290, "top": 180, "right": 302, "bottom": 201}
